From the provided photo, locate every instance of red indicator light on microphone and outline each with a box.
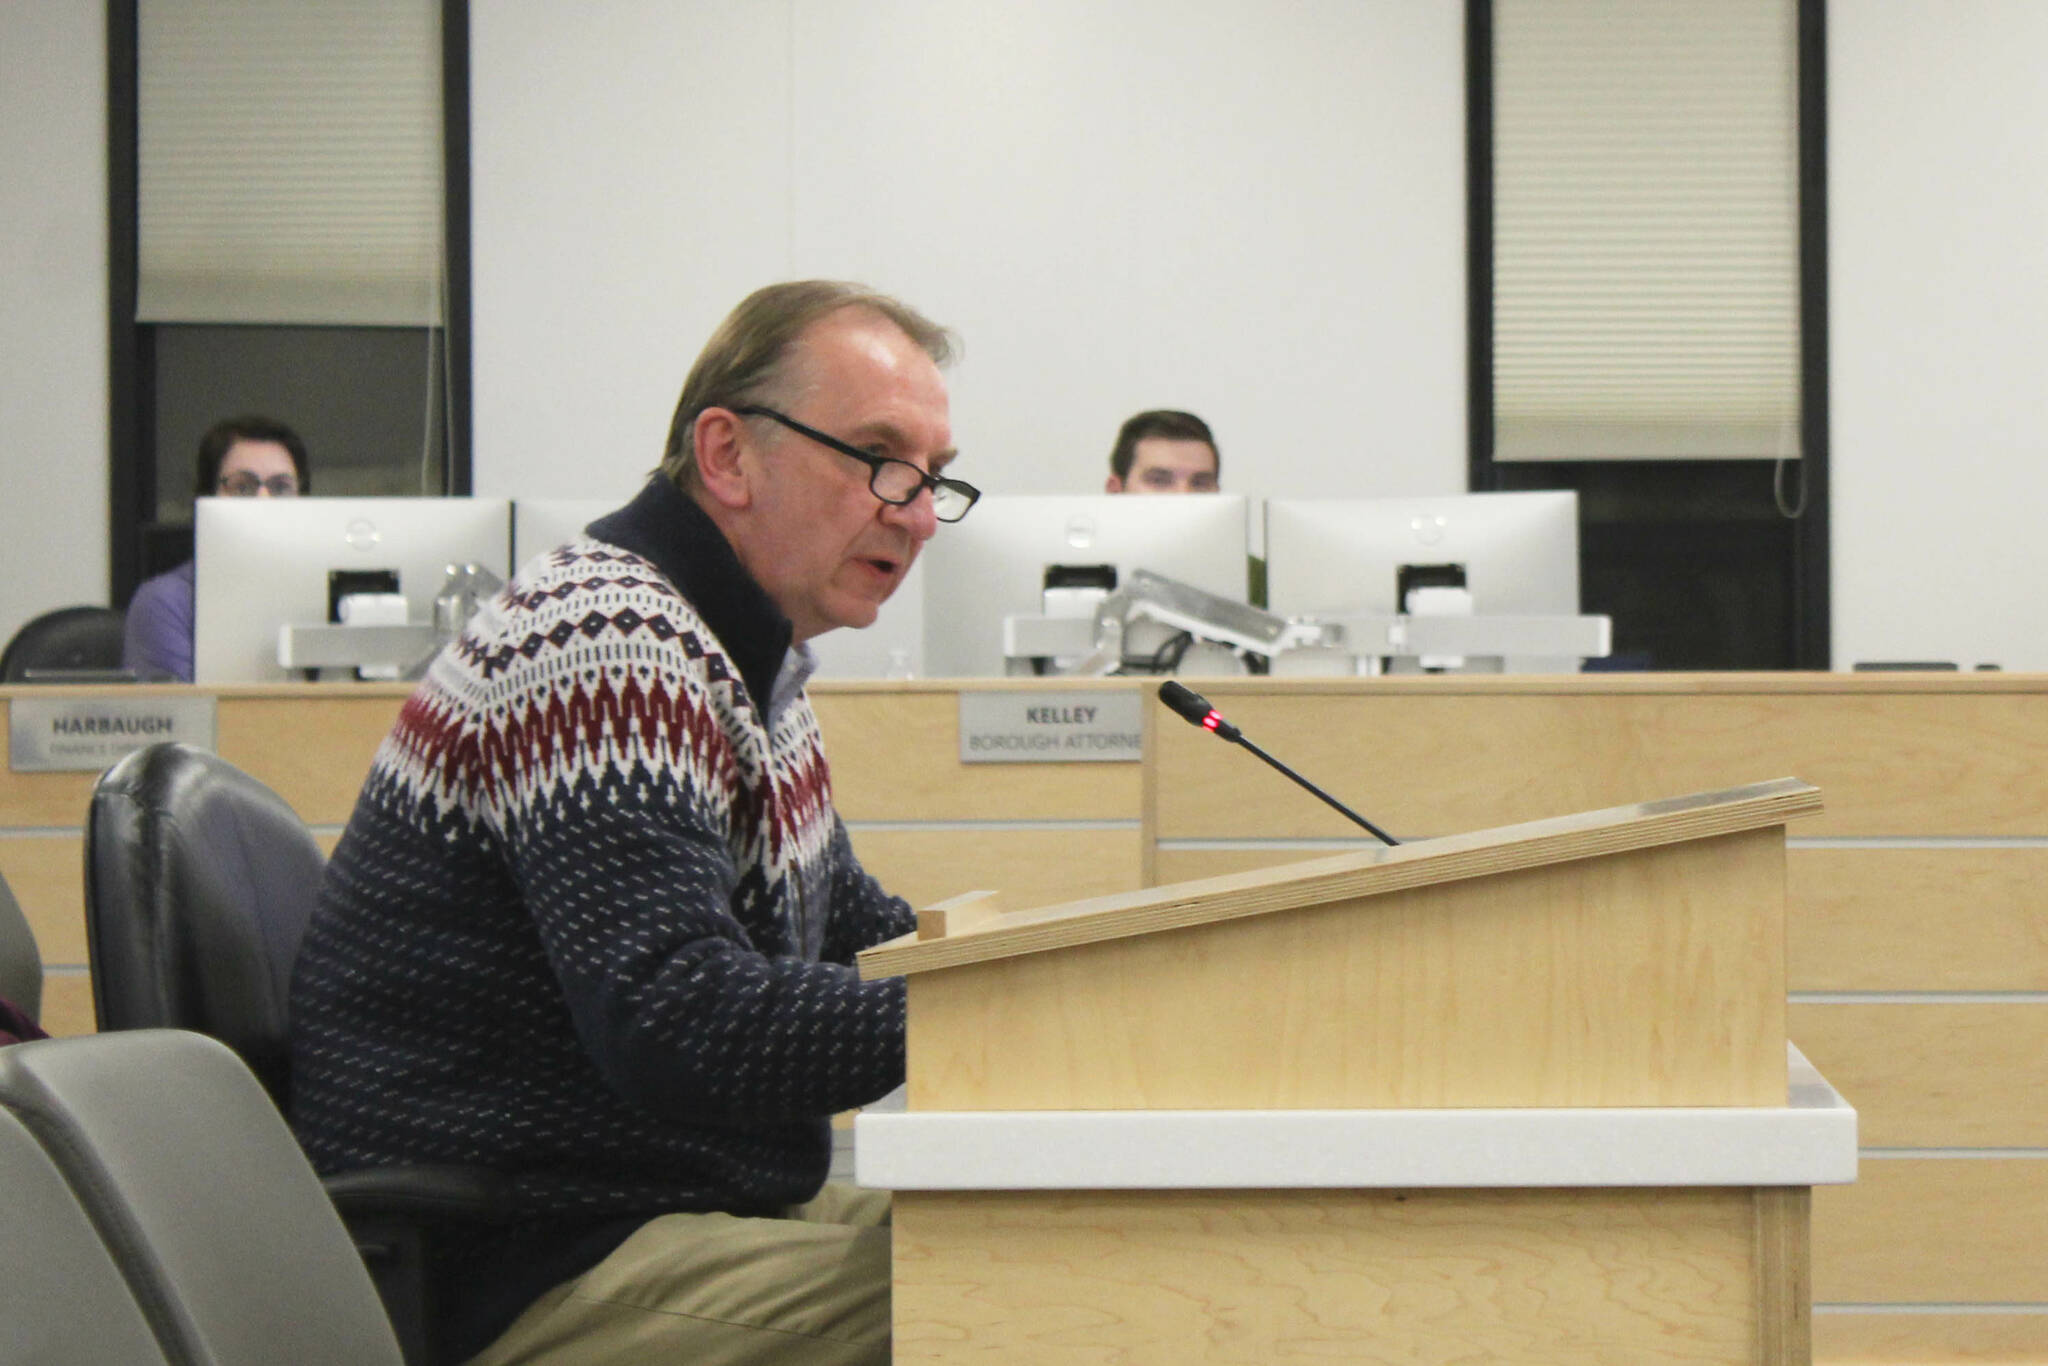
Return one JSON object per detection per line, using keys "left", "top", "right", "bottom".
{"left": 1202, "top": 712, "right": 1222, "bottom": 731}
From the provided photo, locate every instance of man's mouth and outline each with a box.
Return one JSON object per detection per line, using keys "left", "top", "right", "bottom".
{"left": 865, "top": 539, "right": 917, "bottom": 574}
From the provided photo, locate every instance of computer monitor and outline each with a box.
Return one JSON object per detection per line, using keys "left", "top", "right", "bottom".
{"left": 510, "top": 498, "right": 618, "bottom": 569}
{"left": 805, "top": 559, "right": 927, "bottom": 681}
{"left": 503, "top": 491, "right": 933, "bottom": 680}
{"left": 1264, "top": 491, "right": 1581, "bottom": 672}
{"left": 503, "top": 495, "right": 928, "bottom": 680}
{"left": 193, "top": 497, "right": 513, "bottom": 683}
{"left": 920, "top": 495, "right": 1251, "bottom": 677}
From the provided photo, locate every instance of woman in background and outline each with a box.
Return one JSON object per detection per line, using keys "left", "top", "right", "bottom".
{"left": 122, "top": 415, "right": 309, "bottom": 682}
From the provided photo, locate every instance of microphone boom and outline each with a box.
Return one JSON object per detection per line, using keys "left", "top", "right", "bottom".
{"left": 1155, "top": 681, "right": 1399, "bottom": 846}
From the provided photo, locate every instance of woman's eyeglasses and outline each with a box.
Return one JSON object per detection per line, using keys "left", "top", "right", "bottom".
{"left": 217, "top": 472, "right": 300, "bottom": 497}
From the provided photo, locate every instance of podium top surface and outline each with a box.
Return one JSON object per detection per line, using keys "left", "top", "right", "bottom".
{"left": 858, "top": 776, "right": 1821, "bottom": 980}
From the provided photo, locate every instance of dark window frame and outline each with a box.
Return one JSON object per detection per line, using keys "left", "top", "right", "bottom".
{"left": 105, "top": 0, "right": 473, "bottom": 606}
{"left": 1465, "top": 0, "right": 1830, "bottom": 670}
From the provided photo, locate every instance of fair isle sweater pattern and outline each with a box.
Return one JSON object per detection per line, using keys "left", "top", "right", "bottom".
{"left": 290, "top": 483, "right": 914, "bottom": 1225}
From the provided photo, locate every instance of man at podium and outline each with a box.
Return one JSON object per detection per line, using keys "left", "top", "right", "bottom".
{"left": 291, "top": 281, "right": 973, "bottom": 1366}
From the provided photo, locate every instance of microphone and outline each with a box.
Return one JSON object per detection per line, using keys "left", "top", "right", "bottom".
{"left": 1156, "top": 681, "right": 1400, "bottom": 847}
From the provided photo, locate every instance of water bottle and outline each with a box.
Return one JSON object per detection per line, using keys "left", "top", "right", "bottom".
{"left": 432, "top": 562, "right": 505, "bottom": 643}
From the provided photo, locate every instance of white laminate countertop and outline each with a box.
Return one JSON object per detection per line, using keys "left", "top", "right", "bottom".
{"left": 855, "top": 1044, "right": 1856, "bottom": 1191}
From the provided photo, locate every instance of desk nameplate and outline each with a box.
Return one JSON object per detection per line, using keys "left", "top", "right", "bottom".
{"left": 9, "top": 695, "right": 217, "bottom": 773}
{"left": 958, "top": 691, "right": 1143, "bottom": 764}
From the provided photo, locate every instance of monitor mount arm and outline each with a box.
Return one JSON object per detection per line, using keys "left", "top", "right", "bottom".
{"left": 1001, "top": 569, "right": 1610, "bottom": 676}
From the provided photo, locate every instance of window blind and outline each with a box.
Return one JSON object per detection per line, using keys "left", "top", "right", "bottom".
{"left": 137, "top": 0, "right": 444, "bottom": 326}
{"left": 1491, "top": 0, "right": 1801, "bottom": 461}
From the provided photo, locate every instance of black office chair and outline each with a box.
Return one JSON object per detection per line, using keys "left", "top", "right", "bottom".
{"left": 0, "top": 1029, "right": 407, "bottom": 1365}
{"left": 84, "top": 742, "right": 319, "bottom": 1098}
{"left": 0, "top": 604, "right": 127, "bottom": 682}
{"left": 0, "top": 868, "right": 42, "bottom": 1023}
{"left": 84, "top": 742, "right": 509, "bottom": 1365}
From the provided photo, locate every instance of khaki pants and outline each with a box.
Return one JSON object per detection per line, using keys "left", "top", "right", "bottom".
{"left": 466, "top": 1185, "right": 891, "bottom": 1366}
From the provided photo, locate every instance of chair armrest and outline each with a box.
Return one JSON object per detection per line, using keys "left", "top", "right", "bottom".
{"left": 322, "top": 1164, "right": 516, "bottom": 1366}
{"left": 322, "top": 1164, "right": 517, "bottom": 1224}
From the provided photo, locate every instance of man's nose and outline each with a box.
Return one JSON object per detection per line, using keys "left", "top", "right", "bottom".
{"left": 881, "top": 487, "right": 940, "bottom": 541}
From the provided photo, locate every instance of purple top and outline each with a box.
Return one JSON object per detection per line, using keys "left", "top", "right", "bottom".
{"left": 122, "top": 559, "right": 196, "bottom": 683}
{"left": 0, "top": 994, "right": 46, "bottom": 1046}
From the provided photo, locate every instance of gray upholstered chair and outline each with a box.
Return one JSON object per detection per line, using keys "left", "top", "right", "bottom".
{"left": 0, "top": 1029, "right": 406, "bottom": 1366}
{"left": 83, "top": 741, "right": 510, "bottom": 1365}
{"left": 0, "top": 1102, "right": 168, "bottom": 1364}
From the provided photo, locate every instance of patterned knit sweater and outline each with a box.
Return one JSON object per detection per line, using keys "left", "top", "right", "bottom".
{"left": 289, "top": 478, "right": 915, "bottom": 1234}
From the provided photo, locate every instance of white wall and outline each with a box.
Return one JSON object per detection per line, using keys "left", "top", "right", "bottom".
{"left": 0, "top": 1, "right": 109, "bottom": 645}
{"left": 470, "top": 0, "right": 1468, "bottom": 511}
{"left": 1830, "top": 0, "right": 2048, "bottom": 671}
{"left": 16, "top": 4, "right": 2048, "bottom": 675}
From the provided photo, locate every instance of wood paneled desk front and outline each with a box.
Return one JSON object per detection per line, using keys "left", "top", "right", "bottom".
{"left": 7, "top": 671, "right": 2044, "bottom": 1360}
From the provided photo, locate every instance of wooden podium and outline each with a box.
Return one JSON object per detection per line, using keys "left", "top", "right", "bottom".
{"left": 855, "top": 777, "right": 1857, "bottom": 1365}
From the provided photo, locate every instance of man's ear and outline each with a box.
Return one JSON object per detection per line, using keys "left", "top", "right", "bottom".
{"left": 1103, "top": 474, "right": 1125, "bottom": 494}
{"left": 693, "top": 407, "right": 752, "bottom": 510}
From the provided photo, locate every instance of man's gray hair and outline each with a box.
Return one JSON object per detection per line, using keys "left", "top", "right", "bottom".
{"left": 659, "top": 280, "right": 957, "bottom": 490}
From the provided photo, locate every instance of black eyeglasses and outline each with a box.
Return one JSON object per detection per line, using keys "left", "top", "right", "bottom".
{"left": 732, "top": 405, "right": 979, "bottom": 523}
{"left": 217, "top": 472, "right": 300, "bottom": 497}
